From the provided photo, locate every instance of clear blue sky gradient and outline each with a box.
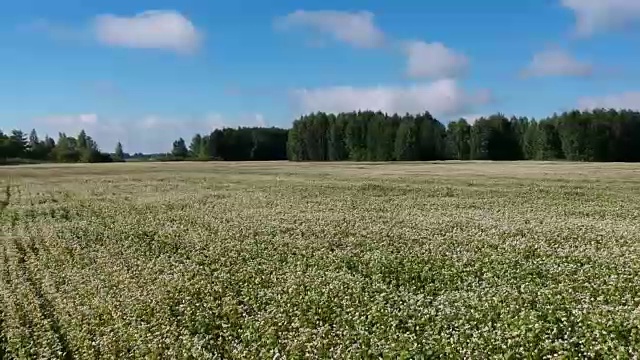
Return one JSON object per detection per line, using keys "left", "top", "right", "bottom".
{"left": 1, "top": 0, "right": 639, "bottom": 152}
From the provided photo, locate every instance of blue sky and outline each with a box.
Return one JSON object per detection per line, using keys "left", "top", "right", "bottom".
{"left": 1, "top": 0, "right": 640, "bottom": 152}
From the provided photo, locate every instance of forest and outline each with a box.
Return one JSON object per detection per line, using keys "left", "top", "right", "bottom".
{"left": 2, "top": 109, "right": 640, "bottom": 163}
{"left": 0, "top": 127, "right": 288, "bottom": 164}
{"left": 288, "top": 109, "right": 640, "bottom": 162}
{"left": 170, "top": 127, "right": 288, "bottom": 161}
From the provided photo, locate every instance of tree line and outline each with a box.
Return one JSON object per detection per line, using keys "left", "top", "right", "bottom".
{"left": 0, "top": 126, "right": 289, "bottom": 164}
{"left": 287, "top": 109, "right": 640, "bottom": 162}
{"left": 0, "top": 129, "right": 124, "bottom": 164}
{"left": 4, "top": 108, "right": 640, "bottom": 164}
{"left": 169, "top": 127, "right": 288, "bottom": 161}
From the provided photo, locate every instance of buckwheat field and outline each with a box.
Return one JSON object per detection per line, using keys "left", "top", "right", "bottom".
{"left": 2, "top": 161, "right": 640, "bottom": 359}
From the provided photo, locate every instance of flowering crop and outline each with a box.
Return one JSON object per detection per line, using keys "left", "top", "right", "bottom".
{"left": 1, "top": 161, "right": 640, "bottom": 358}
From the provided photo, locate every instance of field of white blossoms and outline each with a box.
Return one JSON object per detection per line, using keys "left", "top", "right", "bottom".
{"left": 1, "top": 161, "right": 640, "bottom": 358}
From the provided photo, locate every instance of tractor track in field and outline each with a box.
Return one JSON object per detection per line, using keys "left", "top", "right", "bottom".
{"left": 0, "top": 242, "right": 8, "bottom": 359}
{"left": 12, "top": 238, "right": 74, "bottom": 360}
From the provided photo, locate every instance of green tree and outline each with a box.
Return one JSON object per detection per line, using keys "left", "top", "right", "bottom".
{"left": 470, "top": 114, "right": 521, "bottom": 160}
{"left": 379, "top": 114, "right": 400, "bottom": 161}
{"left": 416, "top": 112, "right": 447, "bottom": 160}
{"left": 0, "top": 131, "right": 9, "bottom": 160}
{"left": 28, "top": 129, "right": 39, "bottom": 151}
{"left": 7, "top": 130, "right": 28, "bottom": 158}
{"left": 197, "top": 135, "right": 211, "bottom": 160}
{"left": 171, "top": 138, "right": 189, "bottom": 158}
{"left": 522, "top": 120, "right": 539, "bottom": 160}
{"left": 287, "top": 121, "right": 304, "bottom": 161}
{"left": 77, "top": 129, "right": 89, "bottom": 150}
{"left": 556, "top": 110, "right": 589, "bottom": 161}
{"left": 189, "top": 134, "right": 203, "bottom": 158}
{"left": 537, "top": 120, "right": 563, "bottom": 160}
{"left": 114, "top": 141, "right": 125, "bottom": 161}
{"left": 366, "top": 112, "right": 387, "bottom": 161}
{"left": 328, "top": 114, "right": 348, "bottom": 161}
{"left": 54, "top": 133, "right": 80, "bottom": 162}
{"left": 209, "top": 129, "right": 224, "bottom": 160}
{"left": 469, "top": 118, "right": 490, "bottom": 160}
{"left": 43, "top": 136, "right": 56, "bottom": 159}
{"left": 345, "top": 112, "right": 368, "bottom": 161}
{"left": 447, "top": 119, "right": 471, "bottom": 160}
{"left": 394, "top": 116, "right": 419, "bottom": 161}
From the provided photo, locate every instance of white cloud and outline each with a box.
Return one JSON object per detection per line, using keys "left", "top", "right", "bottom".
{"left": 275, "top": 10, "right": 385, "bottom": 48}
{"left": 561, "top": 0, "right": 640, "bottom": 36}
{"left": 403, "top": 41, "right": 469, "bottom": 79}
{"left": 31, "top": 113, "right": 268, "bottom": 154}
{"left": 523, "top": 48, "right": 592, "bottom": 77}
{"left": 292, "top": 79, "right": 491, "bottom": 118}
{"left": 94, "top": 10, "right": 202, "bottom": 54}
{"left": 578, "top": 92, "right": 640, "bottom": 110}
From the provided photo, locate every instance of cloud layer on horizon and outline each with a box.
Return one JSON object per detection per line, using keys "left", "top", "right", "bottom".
{"left": 291, "top": 79, "right": 491, "bottom": 118}
{"left": 578, "top": 92, "right": 640, "bottom": 111}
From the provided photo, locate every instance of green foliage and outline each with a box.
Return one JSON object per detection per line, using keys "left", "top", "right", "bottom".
{"left": 175, "top": 127, "right": 288, "bottom": 161}
{"left": 5, "top": 108, "right": 640, "bottom": 164}
{"left": 328, "top": 114, "right": 348, "bottom": 161}
{"left": 0, "top": 129, "right": 114, "bottom": 165}
{"left": 114, "top": 142, "right": 125, "bottom": 162}
{"left": 289, "top": 109, "right": 640, "bottom": 162}
{"left": 345, "top": 112, "right": 369, "bottom": 161}
{"left": 80, "top": 148, "right": 113, "bottom": 163}
{"left": 394, "top": 115, "right": 419, "bottom": 161}
{"left": 189, "top": 134, "right": 203, "bottom": 158}
{"left": 537, "top": 120, "right": 564, "bottom": 160}
{"left": 171, "top": 138, "right": 189, "bottom": 158}
{"left": 416, "top": 112, "right": 447, "bottom": 160}
{"left": 469, "top": 114, "right": 522, "bottom": 160}
{"left": 291, "top": 111, "right": 450, "bottom": 162}
{"left": 447, "top": 119, "right": 471, "bottom": 160}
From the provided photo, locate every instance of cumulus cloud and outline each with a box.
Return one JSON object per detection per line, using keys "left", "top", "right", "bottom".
{"left": 31, "top": 113, "right": 268, "bottom": 154}
{"left": 561, "top": 0, "right": 640, "bottom": 36}
{"left": 275, "top": 10, "right": 385, "bottom": 48}
{"left": 94, "top": 10, "right": 202, "bottom": 53}
{"left": 292, "top": 79, "right": 491, "bottom": 118}
{"left": 578, "top": 92, "right": 640, "bottom": 110}
{"left": 523, "top": 48, "right": 592, "bottom": 77}
{"left": 23, "top": 10, "right": 202, "bottom": 54}
{"left": 403, "top": 41, "right": 469, "bottom": 79}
